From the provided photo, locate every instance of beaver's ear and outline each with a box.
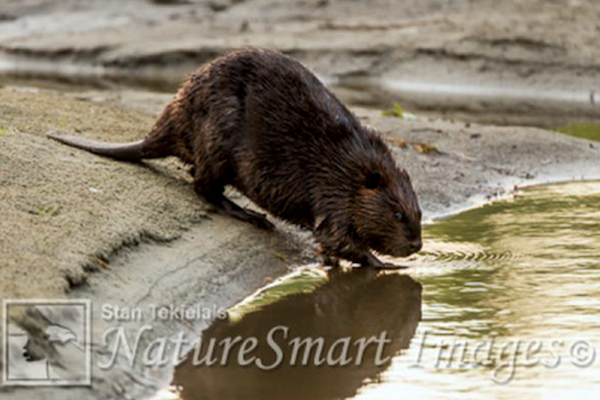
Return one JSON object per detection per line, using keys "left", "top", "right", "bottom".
{"left": 365, "top": 171, "right": 383, "bottom": 189}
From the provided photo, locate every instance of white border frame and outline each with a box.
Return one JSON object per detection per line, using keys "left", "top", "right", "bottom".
{"left": 2, "top": 299, "right": 92, "bottom": 387}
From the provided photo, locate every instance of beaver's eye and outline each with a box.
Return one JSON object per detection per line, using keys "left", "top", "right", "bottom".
{"left": 395, "top": 212, "right": 404, "bottom": 221}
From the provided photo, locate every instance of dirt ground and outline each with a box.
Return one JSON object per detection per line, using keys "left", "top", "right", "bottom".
{"left": 1, "top": 1, "right": 600, "bottom": 398}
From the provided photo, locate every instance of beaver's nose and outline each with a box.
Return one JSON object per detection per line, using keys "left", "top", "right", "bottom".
{"left": 409, "top": 239, "right": 422, "bottom": 253}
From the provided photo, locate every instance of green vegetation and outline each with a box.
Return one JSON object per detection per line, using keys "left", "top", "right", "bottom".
{"left": 556, "top": 123, "right": 600, "bottom": 142}
{"left": 29, "top": 205, "right": 61, "bottom": 217}
{"left": 382, "top": 102, "right": 417, "bottom": 120}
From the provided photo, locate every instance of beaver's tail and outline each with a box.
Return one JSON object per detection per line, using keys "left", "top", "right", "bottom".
{"left": 47, "top": 130, "right": 173, "bottom": 161}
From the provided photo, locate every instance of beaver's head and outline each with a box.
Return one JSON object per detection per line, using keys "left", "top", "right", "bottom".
{"left": 353, "top": 159, "right": 422, "bottom": 258}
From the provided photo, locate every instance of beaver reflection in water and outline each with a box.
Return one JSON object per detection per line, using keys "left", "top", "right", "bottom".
{"left": 48, "top": 48, "right": 422, "bottom": 268}
{"left": 174, "top": 268, "right": 422, "bottom": 400}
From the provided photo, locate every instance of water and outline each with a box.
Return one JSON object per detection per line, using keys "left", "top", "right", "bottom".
{"left": 369, "top": 180, "right": 600, "bottom": 399}
{"left": 166, "top": 180, "right": 600, "bottom": 400}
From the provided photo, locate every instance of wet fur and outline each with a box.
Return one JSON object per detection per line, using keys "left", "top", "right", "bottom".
{"left": 48, "top": 48, "right": 422, "bottom": 268}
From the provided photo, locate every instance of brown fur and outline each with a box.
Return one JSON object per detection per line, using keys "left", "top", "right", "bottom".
{"left": 48, "top": 48, "right": 422, "bottom": 268}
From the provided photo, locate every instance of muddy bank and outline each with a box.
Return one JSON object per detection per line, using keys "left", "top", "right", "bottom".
{"left": 1, "top": 0, "right": 600, "bottom": 126}
{"left": 1, "top": 81, "right": 600, "bottom": 398}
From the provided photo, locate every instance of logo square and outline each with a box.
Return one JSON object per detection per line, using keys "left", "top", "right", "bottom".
{"left": 3, "top": 299, "right": 92, "bottom": 386}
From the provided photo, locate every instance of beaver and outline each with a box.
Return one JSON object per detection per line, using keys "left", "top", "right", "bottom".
{"left": 48, "top": 48, "right": 422, "bottom": 268}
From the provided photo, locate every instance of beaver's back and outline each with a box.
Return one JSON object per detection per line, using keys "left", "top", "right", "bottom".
{"left": 206, "top": 49, "right": 390, "bottom": 228}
